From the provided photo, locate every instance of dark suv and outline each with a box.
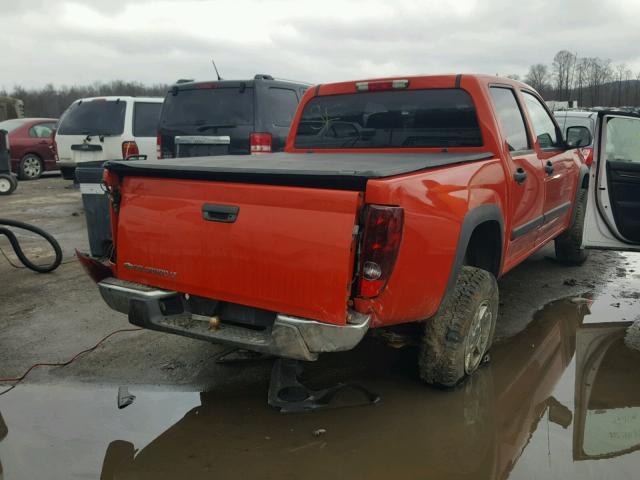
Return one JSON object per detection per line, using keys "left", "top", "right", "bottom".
{"left": 157, "top": 75, "right": 309, "bottom": 158}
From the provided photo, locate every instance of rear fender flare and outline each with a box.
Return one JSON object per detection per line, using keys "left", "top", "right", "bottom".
{"left": 439, "top": 204, "right": 504, "bottom": 313}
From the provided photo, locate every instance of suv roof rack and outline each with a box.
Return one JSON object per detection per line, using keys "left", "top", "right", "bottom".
{"left": 254, "top": 74, "right": 274, "bottom": 80}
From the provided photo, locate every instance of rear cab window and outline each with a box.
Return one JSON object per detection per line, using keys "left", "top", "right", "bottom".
{"left": 133, "top": 102, "right": 162, "bottom": 137}
{"left": 294, "top": 89, "right": 482, "bottom": 149}
{"left": 57, "top": 100, "right": 126, "bottom": 136}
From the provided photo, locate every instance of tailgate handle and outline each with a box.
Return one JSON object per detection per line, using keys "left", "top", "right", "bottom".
{"left": 202, "top": 204, "right": 239, "bottom": 223}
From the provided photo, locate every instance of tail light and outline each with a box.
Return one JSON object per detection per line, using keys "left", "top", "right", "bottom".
{"left": 357, "top": 205, "right": 404, "bottom": 298}
{"left": 156, "top": 134, "right": 162, "bottom": 159}
{"left": 581, "top": 147, "right": 593, "bottom": 167}
{"left": 51, "top": 130, "right": 58, "bottom": 161}
{"left": 355, "top": 79, "right": 409, "bottom": 92}
{"left": 250, "top": 133, "right": 272, "bottom": 153}
{"left": 122, "top": 141, "right": 139, "bottom": 159}
{"left": 76, "top": 250, "right": 113, "bottom": 283}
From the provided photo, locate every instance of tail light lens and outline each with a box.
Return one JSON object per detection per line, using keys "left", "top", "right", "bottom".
{"left": 250, "top": 133, "right": 272, "bottom": 153}
{"left": 581, "top": 147, "right": 593, "bottom": 167}
{"left": 122, "top": 141, "right": 139, "bottom": 159}
{"left": 76, "top": 249, "right": 113, "bottom": 283}
{"left": 51, "top": 130, "right": 58, "bottom": 161}
{"left": 156, "top": 134, "right": 162, "bottom": 159}
{"left": 357, "top": 205, "right": 403, "bottom": 298}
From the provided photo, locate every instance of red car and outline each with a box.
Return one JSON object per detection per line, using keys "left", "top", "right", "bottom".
{"left": 0, "top": 118, "right": 57, "bottom": 179}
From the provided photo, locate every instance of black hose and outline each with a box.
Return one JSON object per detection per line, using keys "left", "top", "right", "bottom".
{"left": 0, "top": 218, "right": 63, "bottom": 273}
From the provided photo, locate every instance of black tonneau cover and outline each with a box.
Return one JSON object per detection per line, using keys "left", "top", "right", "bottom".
{"left": 105, "top": 151, "right": 494, "bottom": 190}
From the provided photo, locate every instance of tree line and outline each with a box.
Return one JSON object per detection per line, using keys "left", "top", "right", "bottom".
{"left": 517, "top": 50, "right": 640, "bottom": 108}
{"left": 0, "top": 81, "right": 169, "bottom": 118}
{"left": 3, "top": 54, "right": 640, "bottom": 117}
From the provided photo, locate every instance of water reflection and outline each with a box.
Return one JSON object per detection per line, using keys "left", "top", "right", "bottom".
{"left": 1, "top": 299, "right": 639, "bottom": 479}
{"left": 96, "top": 299, "right": 640, "bottom": 479}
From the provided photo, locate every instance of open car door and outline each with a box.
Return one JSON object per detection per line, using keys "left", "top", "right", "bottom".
{"left": 583, "top": 111, "right": 640, "bottom": 252}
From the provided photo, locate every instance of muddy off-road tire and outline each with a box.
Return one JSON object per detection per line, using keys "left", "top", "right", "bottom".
{"left": 555, "top": 188, "right": 588, "bottom": 265}
{"left": 419, "top": 266, "right": 498, "bottom": 387}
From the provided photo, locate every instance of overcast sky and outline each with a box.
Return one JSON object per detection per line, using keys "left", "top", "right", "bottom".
{"left": 1, "top": 0, "right": 639, "bottom": 89}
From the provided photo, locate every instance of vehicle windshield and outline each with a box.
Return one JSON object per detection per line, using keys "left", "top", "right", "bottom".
{"left": 294, "top": 88, "right": 483, "bottom": 149}
{"left": 57, "top": 100, "right": 126, "bottom": 136}
{"left": 160, "top": 87, "right": 254, "bottom": 128}
{"left": 0, "top": 118, "right": 28, "bottom": 133}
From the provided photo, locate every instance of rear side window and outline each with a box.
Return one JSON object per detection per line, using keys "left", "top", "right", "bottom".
{"left": 294, "top": 89, "right": 482, "bottom": 149}
{"left": 29, "top": 122, "right": 56, "bottom": 138}
{"left": 57, "top": 100, "right": 126, "bottom": 136}
{"left": 522, "top": 91, "right": 560, "bottom": 149}
{"left": 266, "top": 88, "right": 299, "bottom": 127}
{"left": 489, "top": 87, "right": 530, "bottom": 152}
{"left": 160, "top": 87, "right": 254, "bottom": 128}
{"left": 133, "top": 102, "right": 162, "bottom": 137}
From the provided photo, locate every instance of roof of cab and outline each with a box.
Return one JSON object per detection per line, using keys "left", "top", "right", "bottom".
{"left": 313, "top": 73, "right": 537, "bottom": 96}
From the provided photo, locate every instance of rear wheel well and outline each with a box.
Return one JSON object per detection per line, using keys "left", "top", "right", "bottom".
{"left": 464, "top": 221, "right": 502, "bottom": 278}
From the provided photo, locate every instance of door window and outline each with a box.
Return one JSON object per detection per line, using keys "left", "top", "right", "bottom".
{"left": 29, "top": 122, "right": 55, "bottom": 138}
{"left": 522, "top": 91, "right": 560, "bottom": 149}
{"left": 489, "top": 87, "right": 530, "bottom": 152}
{"left": 605, "top": 116, "right": 640, "bottom": 164}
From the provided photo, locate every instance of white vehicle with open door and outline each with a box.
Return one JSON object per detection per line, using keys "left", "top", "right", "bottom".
{"left": 583, "top": 112, "right": 640, "bottom": 253}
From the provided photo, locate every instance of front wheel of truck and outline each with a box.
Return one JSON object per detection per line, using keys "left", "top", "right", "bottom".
{"left": 419, "top": 266, "right": 498, "bottom": 387}
{"left": 554, "top": 187, "right": 588, "bottom": 265}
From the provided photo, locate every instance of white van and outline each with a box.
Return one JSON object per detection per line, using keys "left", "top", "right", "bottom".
{"left": 55, "top": 96, "right": 164, "bottom": 179}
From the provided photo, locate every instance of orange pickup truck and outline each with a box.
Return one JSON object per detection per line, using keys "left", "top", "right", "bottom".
{"left": 80, "top": 74, "right": 594, "bottom": 386}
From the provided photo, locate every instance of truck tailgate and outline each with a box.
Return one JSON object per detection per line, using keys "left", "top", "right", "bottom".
{"left": 115, "top": 177, "right": 362, "bottom": 325}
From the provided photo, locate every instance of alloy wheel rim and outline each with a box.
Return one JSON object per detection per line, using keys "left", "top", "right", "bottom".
{"left": 23, "top": 157, "right": 41, "bottom": 178}
{"left": 463, "top": 300, "right": 492, "bottom": 374}
{"left": 0, "top": 178, "right": 11, "bottom": 193}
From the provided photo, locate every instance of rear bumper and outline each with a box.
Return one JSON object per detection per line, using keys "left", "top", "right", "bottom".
{"left": 98, "top": 277, "right": 370, "bottom": 361}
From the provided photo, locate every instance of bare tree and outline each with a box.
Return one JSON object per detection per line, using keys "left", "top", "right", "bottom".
{"left": 525, "top": 64, "right": 549, "bottom": 93}
{"left": 552, "top": 50, "right": 577, "bottom": 101}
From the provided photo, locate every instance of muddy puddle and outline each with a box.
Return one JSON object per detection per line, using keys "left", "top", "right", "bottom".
{"left": 2, "top": 278, "right": 640, "bottom": 479}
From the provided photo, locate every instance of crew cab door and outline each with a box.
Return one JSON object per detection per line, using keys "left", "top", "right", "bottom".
{"left": 520, "top": 91, "right": 577, "bottom": 246}
{"left": 583, "top": 112, "right": 640, "bottom": 252}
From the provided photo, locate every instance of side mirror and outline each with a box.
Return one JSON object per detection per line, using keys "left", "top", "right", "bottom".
{"left": 566, "top": 126, "right": 592, "bottom": 148}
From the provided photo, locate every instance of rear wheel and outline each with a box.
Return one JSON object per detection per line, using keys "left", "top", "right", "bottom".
{"left": 19, "top": 154, "right": 43, "bottom": 180}
{"left": 60, "top": 166, "right": 75, "bottom": 180}
{"left": 0, "top": 174, "right": 17, "bottom": 195}
{"left": 419, "top": 266, "right": 498, "bottom": 387}
{"left": 555, "top": 188, "right": 588, "bottom": 265}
